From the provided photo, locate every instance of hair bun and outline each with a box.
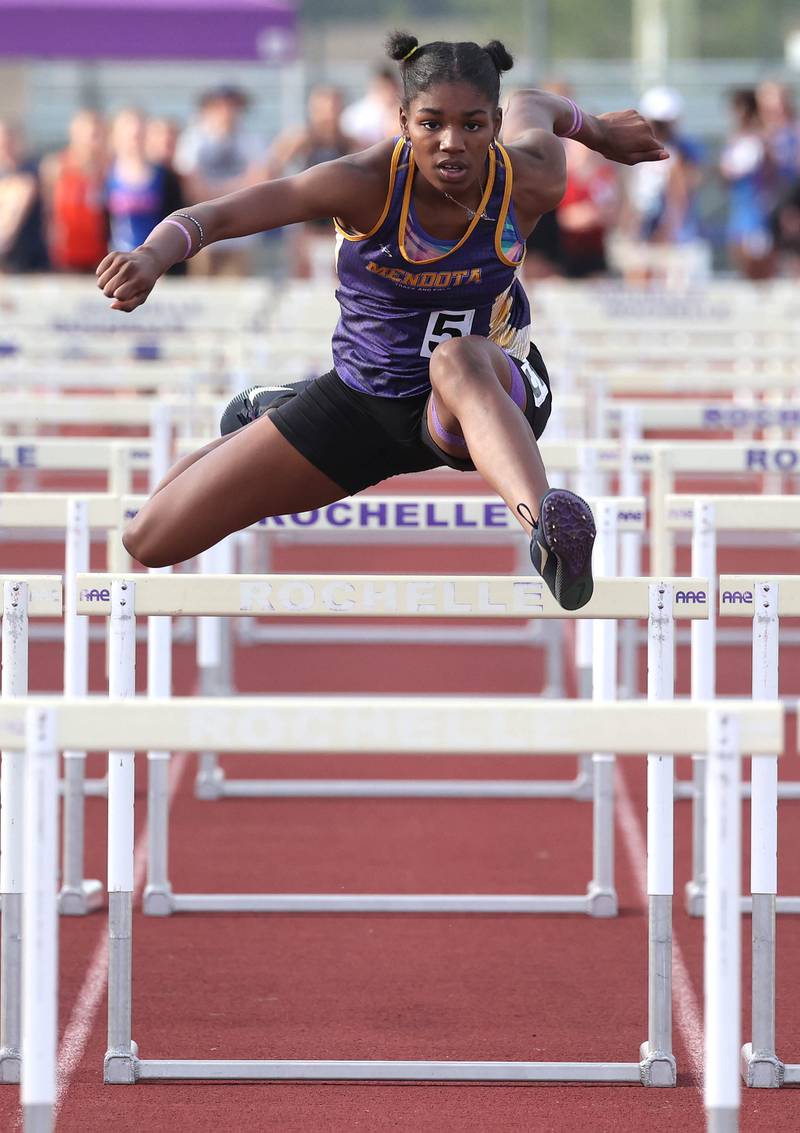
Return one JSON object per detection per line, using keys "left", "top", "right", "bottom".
{"left": 386, "top": 30, "right": 418, "bottom": 63}
{"left": 482, "top": 39, "right": 514, "bottom": 73}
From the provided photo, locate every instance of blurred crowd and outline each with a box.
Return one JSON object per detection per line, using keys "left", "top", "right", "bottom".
{"left": 1, "top": 70, "right": 799, "bottom": 282}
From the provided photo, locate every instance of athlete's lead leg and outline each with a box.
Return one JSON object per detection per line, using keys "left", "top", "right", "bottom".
{"left": 428, "top": 335, "right": 594, "bottom": 609}
{"left": 427, "top": 334, "right": 550, "bottom": 520}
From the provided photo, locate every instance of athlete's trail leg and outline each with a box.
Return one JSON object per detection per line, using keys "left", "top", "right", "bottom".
{"left": 427, "top": 335, "right": 549, "bottom": 529}
{"left": 123, "top": 415, "right": 345, "bottom": 567}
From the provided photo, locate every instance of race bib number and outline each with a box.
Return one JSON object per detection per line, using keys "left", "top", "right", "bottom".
{"left": 420, "top": 309, "right": 475, "bottom": 358}
{"left": 520, "top": 358, "right": 549, "bottom": 408}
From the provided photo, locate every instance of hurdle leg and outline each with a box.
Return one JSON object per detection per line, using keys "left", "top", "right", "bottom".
{"left": 586, "top": 502, "right": 618, "bottom": 917}
{"left": 142, "top": 591, "right": 175, "bottom": 917}
{"left": 618, "top": 405, "right": 642, "bottom": 700}
{"left": 104, "top": 580, "right": 139, "bottom": 1084}
{"left": 705, "top": 711, "right": 742, "bottom": 1132}
{"left": 0, "top": 582, "right": 27, "bottom": 1082}
{"left": 741, "top": 581, "right": 783, "bottom": 1087}
{"left": 194, "top": 539, "right": 234, "bottom": 801}
{"left": 685, "top": 503, "right": 716, "bottom": 917}
{"left": 21, "top": 707, "right": 59, "bottom": 1132}
{"left": 640, "top": 583, "right": 676, "bottom": 1086}
{"left": 59, "top": 499, "right": 103, "bottom": 915}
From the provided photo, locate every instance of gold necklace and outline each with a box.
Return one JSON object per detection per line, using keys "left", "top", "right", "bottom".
{"left": 442, "top": 180, "right": 494, "bottom": 222}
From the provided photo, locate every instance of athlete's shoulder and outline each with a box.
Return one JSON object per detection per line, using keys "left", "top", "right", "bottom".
{"left": 333, "top": 139, "right": 404, "bottom": 234}
{"left": 337, "top": 138, "right": 400, "bottom": 177}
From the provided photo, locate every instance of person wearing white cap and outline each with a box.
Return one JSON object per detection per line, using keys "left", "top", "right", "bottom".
{"left": 623, "top": 85, "right": 704, "bottom": 249}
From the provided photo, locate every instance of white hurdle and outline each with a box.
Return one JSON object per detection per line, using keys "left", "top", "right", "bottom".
{"left": 719, "top": 575, "right": 800, "bottom": 1089}
{"left": 0, "top": 698, "right": 782, "bottom": 1118}
{"left": 0, "top": 577, "right": 63, "bottom": 1085}
{"left": 74, "top": 574, "right": 708, "bottom": 922}
{"left": 196, "top": 494, "right": 644, "bottom": 800}
{"left": 649, "top": 442, "right": 800, "bottom": 576}
{"left": 664, "top": 497, "right": 800, "bottom": 916}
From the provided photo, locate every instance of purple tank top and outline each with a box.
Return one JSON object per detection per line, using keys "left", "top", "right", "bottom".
{"left": 332, "top": 138, "right": 530, "bottom": 397}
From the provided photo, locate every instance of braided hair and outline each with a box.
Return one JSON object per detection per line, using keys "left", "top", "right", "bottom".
{"left": 385, "top": 31, "right": 513, "bottom": 110}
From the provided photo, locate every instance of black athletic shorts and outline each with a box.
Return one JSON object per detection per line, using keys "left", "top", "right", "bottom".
{"left": 270, "top": 343, "right": 553, "bottom": 496}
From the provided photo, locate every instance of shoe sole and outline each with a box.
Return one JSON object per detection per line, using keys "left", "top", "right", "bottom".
{"left": 539, "top": 489, "right": 596, "bottom": 611}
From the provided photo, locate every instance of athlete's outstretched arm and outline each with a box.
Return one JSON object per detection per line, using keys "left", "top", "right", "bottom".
{"left": 96, "top": 144, "right": 391, "bottom": 312}
{"left": 500, "top": 89, "right": 668, "bottom": 226}
{"left": 504, "top": 89, "right": 668, "bottom": 167}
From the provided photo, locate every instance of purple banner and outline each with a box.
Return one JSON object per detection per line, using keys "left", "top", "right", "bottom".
{"left": 0, "top": 0, "right": 297, "bottom": 61}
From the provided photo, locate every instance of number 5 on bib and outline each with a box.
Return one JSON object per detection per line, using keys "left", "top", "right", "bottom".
{"left": 420, "top": 309, "right": 475, "bottom": 358}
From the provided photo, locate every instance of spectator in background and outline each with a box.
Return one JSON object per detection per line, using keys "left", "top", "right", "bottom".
{"left": 174, "top": 86, "right": 267, "bottom": 276}
{"left": 0, "top": 120, "right": 49, "bottom": 272}
{"left": 719, "top": 88, "right": 775, "bottom": 280}
{"left": 106, "top": 108, "right": 179, "bottom": 256}
{"left": 756, "top": 81, "right": 800, "bottom": 274}
{"left": 267, "top": 86, "right": 358, "bottom": 278}
{"left": 624, "top": 87, "right": 704, "bottom": 246}
{"left": 40, "top": 108, "right": 108, "bottom": 273}
{"left": 340, "top": 65, "right": 401, "bottom": 147}
{"left": 757, "top": 80, "right": 800, "bottom": 195}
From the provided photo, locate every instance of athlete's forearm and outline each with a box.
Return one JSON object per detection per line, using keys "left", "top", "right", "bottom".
{"left": 141, "top": 158, "right": 370, "bottom": 274}
{"left": 504, "top": 90, "right": 598, "bottom": 147}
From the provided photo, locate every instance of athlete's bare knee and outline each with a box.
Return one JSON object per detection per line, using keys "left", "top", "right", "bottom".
{"left": 429, "top": 337, "right": 501, "bottom": 403}
{"left": 122, "top": 512, "right": 173, "bottom": 568}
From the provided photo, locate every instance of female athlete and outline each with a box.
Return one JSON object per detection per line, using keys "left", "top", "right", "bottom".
{"left": 97, "top": 32, "right": 667, "bottom": 609}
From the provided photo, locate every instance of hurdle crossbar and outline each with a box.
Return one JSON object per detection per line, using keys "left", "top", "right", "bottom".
{"left": 1, "top": 698, "right": 781, "bottom": 1122}
{"left": 0, "top": 578, "right": 62, "bottom": 1085}
{"left": 605, "top": 399, "right": 800, "bottom": 435}
{"left": 720, "top": 575, "right": 800, "bottom": 1089}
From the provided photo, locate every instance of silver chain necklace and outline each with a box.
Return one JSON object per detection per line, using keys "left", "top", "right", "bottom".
{"left": 442, "top": 180, "right": 494, "bottom": 222}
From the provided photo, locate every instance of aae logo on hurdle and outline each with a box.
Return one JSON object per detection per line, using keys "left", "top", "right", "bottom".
{"left": 238, "top": 577, "right": 545, "bottom": 616}
{"left": 674, "top": 590, "right": 706, "bottom": 604}
{"left": 80, "top": 588, "right": 111, "bottom": 602}
{"left": 721, "top": 590, "right": 754, "bottom": 607}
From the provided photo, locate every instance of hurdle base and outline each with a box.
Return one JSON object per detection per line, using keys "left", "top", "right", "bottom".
{"left": 684, "top": 880, "right": 705, "bottom": 917}
{"left": 142, "top": 884, "right": 175, "bottom": 917}
{"left": 638, "top": 1041, "right": 677, "bottom": 1087}
{"left": 207, "top": 776, "right": 596, "bottom": 800}
{"left": 0, "top": 1047, "right": 21, "bottom": 1084}
{"left": 134, "top": 1057, "right": 644, "bottom": 1083}
{"left": 104, "top": 1042, "right": 140, "bottom": 1085}
{"left": 159, "top": 891, "right": 604, "bottom": 915}
{"left": 782, "top": 1062, "right": 800, "bottom": 1085}
{"left": 585, "top": 882, "right": 618, "bottom": 919}
{"left": 740, "top": 1042, "right": 784, "bottom": 1088}
{"left": 58, "top": 879, "right": 104, "bottom": 916}
{"left": 194, "top": 763, "right": 225, "bottom": 800}
{"left": 685, "top": 889, "right": 800, "bottom": 918}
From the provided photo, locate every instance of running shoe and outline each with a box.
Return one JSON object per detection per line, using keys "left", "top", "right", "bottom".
{"left": 528, "top": 488, "right": 596, "bottom": 611}
{"left": 219, "top": 381, "right": 312, "bottom": 436}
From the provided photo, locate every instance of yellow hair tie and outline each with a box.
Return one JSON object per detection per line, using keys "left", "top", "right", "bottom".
{"left": 402, "top": 45, "right": 419, "bottom": 61}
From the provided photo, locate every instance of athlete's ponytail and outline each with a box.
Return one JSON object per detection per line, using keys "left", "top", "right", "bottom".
{"left": 385, "top": 30, "right": 514, "bottom": 108}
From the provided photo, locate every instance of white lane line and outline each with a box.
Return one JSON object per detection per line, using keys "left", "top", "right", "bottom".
{"left": 52, "top": 752, "right": 188, "bottom": 1119}
{"left": 615, "top": 761, "right": 704, "bottom": 1086}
